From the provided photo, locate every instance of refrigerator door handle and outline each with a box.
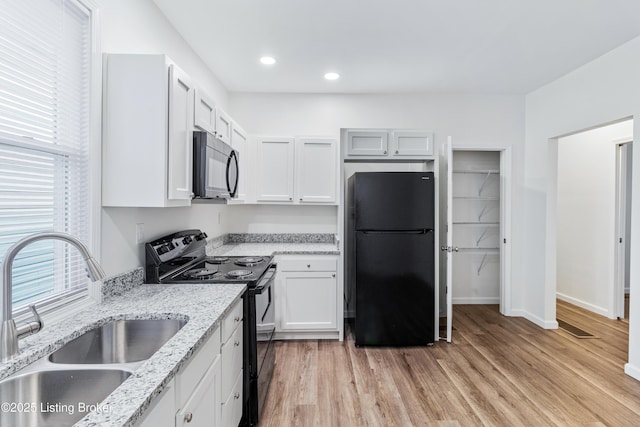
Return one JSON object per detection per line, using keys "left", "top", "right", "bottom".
{"left": 361, "top": 229, "right": 430, "bottom": 234}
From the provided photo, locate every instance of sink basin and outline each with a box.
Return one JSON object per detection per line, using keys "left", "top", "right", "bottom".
{"left": 0, "top": 369, "right": 131, "bottom": 426}
{"left": 49, "top": 319, "right": 187, "bottom": 364}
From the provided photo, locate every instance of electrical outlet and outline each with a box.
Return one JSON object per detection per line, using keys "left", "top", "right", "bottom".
{"left": 135, "top": 223, "right": 145, "bottom": 244}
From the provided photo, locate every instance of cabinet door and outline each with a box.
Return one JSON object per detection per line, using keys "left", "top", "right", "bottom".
{"left": 194, "top": 88, "right": 216, "bottom": 134}
{"left": 176, "top": 355, "right": 221, "bottom": 427}
{"left": 346, "top": 131, "right": 388, "bottom": 157}
{"left": 230, "top": 123, "right": 248, "bottom": 201}
{"left": 390, "top": 131, "right": 434, "bottom": 157}
{"left": 255, "top": 137, "right": 295, "bottom": 202}
{"left": 215, "top": 108, "right": 232, "bottom": 145}
{"left": 295, "top": 137, "right": 337, "bottom": 204}
{"left": 168, "top": 63, "right": 195, "bottom": 200}
{"left": 280, "top": 271, "right": 337, "bottom": 330}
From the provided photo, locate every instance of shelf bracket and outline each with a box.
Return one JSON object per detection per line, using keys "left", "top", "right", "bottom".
{"left": 477, "top": 254, "right": 488, "bottom": 276}
{"left": 478, "top": 171, "right": 493, "bottom": 196}
{"left": 475, "top": 228, "right": 490, "bottom": 247}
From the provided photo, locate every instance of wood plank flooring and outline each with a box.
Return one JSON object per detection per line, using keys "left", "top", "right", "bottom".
{"left": 259, "top": 302, "right": 640, "bottom": 426}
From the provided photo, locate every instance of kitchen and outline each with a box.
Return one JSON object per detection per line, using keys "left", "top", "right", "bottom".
{"left": 2, "top": 0, "right": 640, "bottom": 426}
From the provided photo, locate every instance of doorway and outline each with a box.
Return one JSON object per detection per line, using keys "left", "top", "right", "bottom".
{"left": 554, "top": 119, "right": 633, "bottom": 320}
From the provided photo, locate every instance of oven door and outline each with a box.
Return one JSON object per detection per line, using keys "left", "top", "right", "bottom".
{"left": 253, "top": 264, "right": 276, "bottom": 418}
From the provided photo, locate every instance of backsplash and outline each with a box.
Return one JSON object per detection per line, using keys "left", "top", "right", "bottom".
{"left": 101, "top": 267, "right": 144, "bottom": 299}
{"left": 227, "top": 233, "right": 335, "bottom": 244}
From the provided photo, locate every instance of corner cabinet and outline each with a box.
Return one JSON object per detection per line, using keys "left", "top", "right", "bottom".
{"left": 345, "top": 130, "right": 434, "bottom": 160}
{"left": 275, "top": 255, "right": 340, "bottom": 340}
{"left": 103, "top": 54, "right": 194, "bottom": 207}
{"left": 254, "top": 136, "right": 338, "bottom": 204}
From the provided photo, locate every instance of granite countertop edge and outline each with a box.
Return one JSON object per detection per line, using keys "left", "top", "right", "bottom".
{"left": 0, "top": 282, "right": 246, "bottom": 427}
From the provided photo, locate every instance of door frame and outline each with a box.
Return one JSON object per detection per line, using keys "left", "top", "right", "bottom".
{"left": 615, "top": 139, "right": 633, "bottom": 318}
{"left": 447, "top": 144, "right": 513, "bottom": 317}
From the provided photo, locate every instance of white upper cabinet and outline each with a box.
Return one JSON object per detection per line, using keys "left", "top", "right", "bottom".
{"left": 255, "top": 137, "right": 295, "bottom": 202}
{"left": 295, "top": 137, "right": 337, "bottom": 204}
{"left": 344, "top": 129, "right": 435, "bottom": 160}
{"left": 229, "top": 122, "right": 248, "bottom": 202}
{"left": 215, "top": 108, "right": 232, "bottom": 145}
{"left": 194, "top": 88, "right": 216, "bottom": 134}
{"left": 102, "top": 54, "right": 194, "bottom": 207}
{"left": 390, "top": 131, "right": 434, "bottom": 157}
{"left": 346, "top": 130, "right": 388, "bottom": 157}
{"left": 168, "top": 64, "right": 196, "bottom": 201}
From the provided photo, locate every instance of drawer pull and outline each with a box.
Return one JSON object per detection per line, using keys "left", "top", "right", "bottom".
{"left": 234, "top": 316, "right": 241, "bottom": 322}
{"left": 185, "top": 412, "right": 193, "bottom": 423}
{"left": 234, "top": 341, "right": 240, "bottom": 347}
{"left": 234, "top": 392, "right": 240, "bottom": 399}
{"left": 307, "top": 264, "right": 311, "bottom": 268}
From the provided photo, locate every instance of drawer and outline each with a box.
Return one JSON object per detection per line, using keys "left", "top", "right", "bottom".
{"left": 175, "top": 326, "right": 220, "bottom": 409}
{"left": 221, "top": 321, "right": 243, "bottom": 398}
{"left": 278, "top": 256, "right": 337, "bottom": 272}
{"left": 221, "top": 370, "right": 243, "bottom": 427}
{"left": 222, "top": 299, "right": 244, "bottom": 343}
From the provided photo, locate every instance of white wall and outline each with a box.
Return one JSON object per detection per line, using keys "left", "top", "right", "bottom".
{"left": 229, "top": 92, "right": 525, "bottom": 252}
{"left": 524, "top": 34, "right": 640, "bottom": 380}
{"left": 556, "top": 120, "right": 633, "bottom": 316}
{"left": 98, "top": 0, "right": 230, "bottom": 274}
{"left": 225, "top": 205, "right": 338, "bottom": 234}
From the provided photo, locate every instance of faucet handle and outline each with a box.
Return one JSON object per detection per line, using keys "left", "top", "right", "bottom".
{"left": 25, "top": 305, "right": 43, "bottom": 335}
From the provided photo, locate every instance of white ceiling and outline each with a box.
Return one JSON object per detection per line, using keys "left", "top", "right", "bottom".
{"left": 152, "top": 0, "right": 640, "bottom": 94}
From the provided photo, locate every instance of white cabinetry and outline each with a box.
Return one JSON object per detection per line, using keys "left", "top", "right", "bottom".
{"left": 230, "top": 122, "right": 249, "bottom": 202}
{"left": 220, "top": 300, "right": 244, "bottom": 427}
{"left": 254, "top": 136, "right": 337, "bottom": 204}
{"left": 255, "top": 137, "right": 296, "bottom": 202}
{"left": 276, "top": 256, "right": 339, "bottom": 339}
{"left": 103, "top": 54, "right": 194, "bottom": 207}
{"left": 136, "top": 379, "right": 175, "bottom": 427}
{"left": 295, "top": 138, "right": 337, "bottom": 204}
{"left": 215, "top": 108, "right": 233, "bottom": 145}
{"left": 345, "top": 129, "right": 434, "bottom": 160}
{"left": 194, "top": 88, "right": 216, "bottom": 134}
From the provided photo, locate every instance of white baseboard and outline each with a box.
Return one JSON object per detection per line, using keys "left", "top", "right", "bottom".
{"left": 625, "top": 363, "right": 640, "bottom": 382}
{"left": 511, "top": 309, "right": 558, "bottom": 329}
{"left": 556, "top": 292, "right": 609, "bottom": 317}
{"left": 452, "top": 297, "right": 500, "bottom": 304}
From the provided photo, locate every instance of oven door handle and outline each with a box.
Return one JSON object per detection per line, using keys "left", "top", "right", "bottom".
{"left": 254, "top": 264, "right": 276, "bottom": 294}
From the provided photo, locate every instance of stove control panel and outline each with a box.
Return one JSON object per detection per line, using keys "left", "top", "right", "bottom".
{"left": 146, "top": 230, "right": 208, "bottom": 264}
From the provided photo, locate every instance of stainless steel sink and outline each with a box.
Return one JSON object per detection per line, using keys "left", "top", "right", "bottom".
{"left": 49, "top": 319, "right": 187, "bottom": 364}
{"left": 0, "top": 368, "right": 131, "bottom": 426}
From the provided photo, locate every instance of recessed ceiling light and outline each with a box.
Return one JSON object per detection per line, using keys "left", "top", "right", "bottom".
{"left": 324, "top": 72, "right": 340, "bottom": 80}
{"left": 260, "top": 56, "right": 276, "bottom": 65}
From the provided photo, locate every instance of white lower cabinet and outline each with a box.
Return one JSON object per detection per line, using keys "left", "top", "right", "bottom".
{"left": 276, "top": 255, "right": 339, "bottom": 338}
{"left": 220, "top": 299, "right": 244, "bottom": 427}
{"left": 176, "top": 356, "right": 222, "bottom": 427}
{"left": 136, "top": 379, "right": 176, "bottom": 427}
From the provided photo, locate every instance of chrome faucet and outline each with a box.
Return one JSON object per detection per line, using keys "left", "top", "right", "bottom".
{"left": 1, "top": 232, "right": 106, "bottom": 362}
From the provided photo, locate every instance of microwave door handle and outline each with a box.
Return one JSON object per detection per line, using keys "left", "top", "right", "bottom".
{"left": 226, "top": 150, "right": 238, "bottom": 198}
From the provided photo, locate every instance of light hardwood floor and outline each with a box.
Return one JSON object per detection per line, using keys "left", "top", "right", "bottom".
{"left": 259, "top": 301, "right": 640, "bottom": 426}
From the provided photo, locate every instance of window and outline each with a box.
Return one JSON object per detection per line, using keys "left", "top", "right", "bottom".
{"left": 0, "top": 0, "right": 98, "bottom": 316}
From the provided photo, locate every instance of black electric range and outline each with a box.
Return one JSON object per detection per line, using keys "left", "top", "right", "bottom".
{"left": 145, "top": 230, "right": 276, "bottom": 426}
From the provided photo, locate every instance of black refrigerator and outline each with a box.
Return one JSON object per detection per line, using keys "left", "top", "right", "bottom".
{"left": 348, "top": 172, "right": 435, "bottom": 346}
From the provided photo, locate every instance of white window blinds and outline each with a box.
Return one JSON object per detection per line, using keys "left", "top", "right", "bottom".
{"left": 0, "top": 0, "right": 93, "bottom": 313}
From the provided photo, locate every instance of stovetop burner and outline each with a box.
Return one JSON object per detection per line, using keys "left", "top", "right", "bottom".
{"left": 226, "top": 269, "right": 254, "bottom": 279}
{"left": 206, "top": 256, "right": 230, "bottom": 264}
{"left": 235, "top": 256, "right": 265, "bottom": 267}
{"left": 184, "top": 268, "right": 219, "bottom": 279}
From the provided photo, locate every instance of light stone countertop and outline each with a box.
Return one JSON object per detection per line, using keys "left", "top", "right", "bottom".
{"left": 209, "top": 242, "right": 340, "bottom": 257}
{"left": 0, "top": 282, "right": 246, "bottom": 427}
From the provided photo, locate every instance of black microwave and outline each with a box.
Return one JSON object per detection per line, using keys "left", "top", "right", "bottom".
{"left": 193, "top": 131, "right": 239, "bottom": 200}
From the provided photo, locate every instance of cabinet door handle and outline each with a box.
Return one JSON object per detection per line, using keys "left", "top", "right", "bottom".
{"left": 289, "top": 197, "right": 292, "bottom": 201}
{"left": 383, "top": 150, "right": 387, "bottom": 154}
{"left": 234, "top": 392, "right": 240, "bottom": 399}
{"left": 332, "top": 273, "right": 336, "bottom": 278}
{"left": 185, "top": 412, "right": 193, "bottom": 423}
{"left": 307, "top": 264, "right": 311, "bottom": 268}
{"left": 395, "top": 150, "right": 399, "bottom": 154}
{"left": 234, "top": 316, "right": 241, "bottom": 322}
{"left": 234, "top": 341, "right": 240, "bottom": 346}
